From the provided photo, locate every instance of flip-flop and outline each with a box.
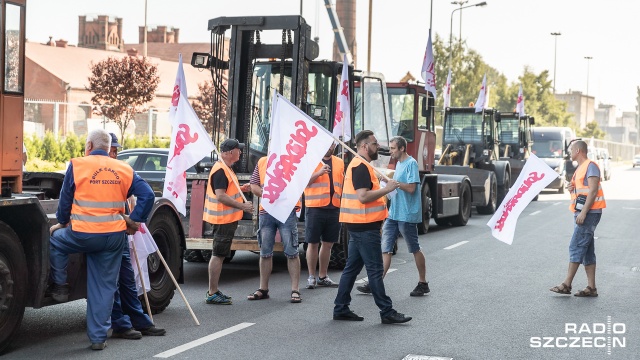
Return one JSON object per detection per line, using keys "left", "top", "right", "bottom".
{"left": 290, "top": 290, "right": 302, "bottom": 303}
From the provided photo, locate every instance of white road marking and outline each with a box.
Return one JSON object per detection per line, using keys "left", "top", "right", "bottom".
{"left": 530, "top": 210, "right": 542, "bottom": 216}
{"left": 355, "top": 268, "right": 397, "bottom": 284}
{"left": 154, "top": 322, "right": 255, "bottom": 358}
{"left": 553, "top": 202, "right": 562, "bottom": 206}
{"left": 444, "top": 241, "right": 468, "bottom": 250}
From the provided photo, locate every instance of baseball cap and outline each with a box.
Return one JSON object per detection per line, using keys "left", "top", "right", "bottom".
{"left": 220, "top": 138, "right": 245, "bottom": 152}
{"left": 109, "top": 133, "right": 122, "bottom": 148}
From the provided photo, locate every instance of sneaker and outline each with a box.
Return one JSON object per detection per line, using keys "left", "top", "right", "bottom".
{"left": 136, "top": 326, "right": 166, "bottom": 336}
{"left": 91, "top": 342, "right": 107, "bottom": 350}
{"left": 317, "top": 276, "right": 339, "bottom": 288}
{"left": 410, "top": 282, "right": 430, "bottom": 297}
{"left": 356, "top": 282, "right": 371, "bottom": 294}
{"left": 381, "top": 312, "right": 412, "bottom": 324}
{"left": 111, "top": 328, "right": 142, "bottom": 340}
{"left": 206, "top": 291, "right": 232, "bottom": 305}
{"left": 46, "top": 283, "right": 69, "bottom": 303}
{"left": 306, "top": 276, "right": 317, "bottom": 289}
{"left": 333, "top": 310, "right": 364, "bottom": 321}
{"left": 216, "top": 290, "right": 233, "bottom": 300}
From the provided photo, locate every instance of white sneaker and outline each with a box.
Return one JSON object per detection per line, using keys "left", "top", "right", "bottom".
{"left": 306, "top": 276, "right": 317, "bottom": 289}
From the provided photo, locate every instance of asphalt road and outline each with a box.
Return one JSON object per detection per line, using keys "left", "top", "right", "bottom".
{"left": 8, "top": 164, "right": 640, "bottom": 360}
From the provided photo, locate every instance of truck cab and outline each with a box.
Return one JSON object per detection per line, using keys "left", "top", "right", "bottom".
{"left": 497, "top": 112, "right": 534, "bottom": 180}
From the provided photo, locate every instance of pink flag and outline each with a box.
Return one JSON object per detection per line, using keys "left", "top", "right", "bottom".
{"left": 169, "top": 54, "right": 188, "bottom": 124}
{"left": 421, "top": 32, "right": 437, "bottom": 98}
{"left": 262, "top": 93, "right": 335, "bottom": 223}
{"left": 163, "top": 90, "right": 215, "bottom": 215}
{"left": 486, "top": 154, "right": 558, "bottom": 245}
{"left": 516, "top": 84, "right": 525, "bottom": 117}
{"left": 443, "top": 69, "right": 452, "bottom": 108}
{"left": 474, "top": 74, "right": 487, "bottom": 113}
{"left": 332, "top": 54, "right": 351, "bottom": 141}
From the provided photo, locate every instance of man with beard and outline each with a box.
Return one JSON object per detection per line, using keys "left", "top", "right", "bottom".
{"left": 333, "top": 130, "right": 412, "bottom": 324}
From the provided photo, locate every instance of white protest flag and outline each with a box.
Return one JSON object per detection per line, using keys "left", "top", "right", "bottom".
{"left": 169, "top": 54, "right": 188, "bottom": 124}
{"left": 516, "top": 84, "right": 525, "bottom": 117}
{"left": 262, "top": 93, "right": 335, "bottom": 223}
{"left": 332, "top": 54, "right": 352, "bottom": 141}
{"left": 443, "top": 69, "right": 452, "bottom": 108}
{"left": 474, "top": 74, "right": 487, "bottom": 113}
{"left": 163, "top": 90, "right": 215, "bottom": 215}
{"left": 421, "top": 32, "right": 437, "bottom": 98}
{"left": 128, "top": 223, "right": 159, "bottom": 295}
{"left": 486, "top": 154, "right": 559, "bottom": 245}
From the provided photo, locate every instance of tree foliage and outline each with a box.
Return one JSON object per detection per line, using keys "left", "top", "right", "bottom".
{"left": 192, "top": 80, "right": 227, "bottom": 143}
{"left": 577, "top": 121, "right": 605, "bottom": 139}
{"left": 87, "top": 56, "right": 160, "bottom": 140}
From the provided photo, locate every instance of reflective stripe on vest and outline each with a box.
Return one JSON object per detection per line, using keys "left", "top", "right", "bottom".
{"left": 70, "top": 155, "right": 134, "bottom": 233}
{"left": 569, "top": 160, "right": 606, "bottom": 211}
{"left": 303, "top": 156, "right": 344, "bottom": 208}
{"left": 203, "top": 161, "right": 243, "bottom": 224}
{"left": 339, "top": 157, "right": 388, "bottom": 223}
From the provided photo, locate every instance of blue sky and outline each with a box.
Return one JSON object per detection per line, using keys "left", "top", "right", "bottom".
{"left": 27, "top": 0, "right": 640, "bottom": 113}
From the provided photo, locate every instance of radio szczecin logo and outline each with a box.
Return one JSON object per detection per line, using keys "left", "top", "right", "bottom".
{"left": 530, "top": 316, "right": 625, "bottom": 355}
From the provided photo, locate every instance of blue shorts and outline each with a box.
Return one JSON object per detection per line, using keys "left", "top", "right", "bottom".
{"left": 304, "top": 207, "right": 340, "bottom": 244}
{"left": 258, "top": 211, "right": 299, "bottom": 258}
{"left": 569, "top": 212, "right": 601, "bottom": 265}
{"left": 381, "top": 219, "right": 421, "bottom": 254}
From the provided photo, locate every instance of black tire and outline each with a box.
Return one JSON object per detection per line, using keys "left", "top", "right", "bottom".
{"left": 417, "top": 185, "right": 432, "bottom": 235}
{"left": 201, "top": 250, "right": 212, "bottom": 262}
{"left": 0, "top": 222, "right": 28, "bottom": 355}
{"left": 450, "top": 181, "right": 471, "bottom": 226}
{"left": 477, "top": 173, "right": 498, "bottom": 215}
{"left": 434, "top": 217, "right": 451, "bottom": 227}
{"left": 329, "top": 225, "right": 348, "bottom": 270}
{"left": 223, "top": 250, "right": 236, "bottom": 264}
{"left": 145, "top": 211, "right": 182, "bottom": 314}
{"left": 497, "top": 170, "right": 510, "bottom": 206}
{"left": 183, "top": 249, "right": 205, "bottom": 262}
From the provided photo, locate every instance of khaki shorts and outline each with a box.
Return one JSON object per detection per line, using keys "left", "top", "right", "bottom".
{"left": 211, "top": 222, "right": 239, "bottom": 257}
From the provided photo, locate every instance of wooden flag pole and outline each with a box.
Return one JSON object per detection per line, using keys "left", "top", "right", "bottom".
{"left": 154, "top": 248, "right": 200, "bottom": 326}
{"left": 130, "top": 240, "right": 153, "bottom": 322}
{"left": 329, "top": 133, "right": 391, "bottom": 182}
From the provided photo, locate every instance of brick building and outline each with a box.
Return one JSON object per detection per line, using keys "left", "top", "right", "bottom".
{"left": 78, "top": 15, "right": 124, "bottom": 52}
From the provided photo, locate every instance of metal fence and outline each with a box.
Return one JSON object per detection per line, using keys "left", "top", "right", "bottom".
{"left": 589, "top": 138, "right": 639, "bottom": 162}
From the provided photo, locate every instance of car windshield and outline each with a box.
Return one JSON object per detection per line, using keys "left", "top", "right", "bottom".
{"left": 531, "top": 140, "right": 563, "bottom": 158}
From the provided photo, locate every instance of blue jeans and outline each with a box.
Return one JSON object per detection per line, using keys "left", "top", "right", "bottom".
{"left": 111, "top": 245, "right": 154, "bottom": 333}
{"left": 258, "top": 211, "right": 299, "bottom": 258}
{"left": 49, "top": 228, "right": 126, "bottom": 343}
{"left": 569, "top": 212, "right": 601, "bottom": 265}
{"left": 381, "top": 219, "right": 420, "bottom": 254}
{"left": 334, "top": 229, "right": 395, "bottom": 318}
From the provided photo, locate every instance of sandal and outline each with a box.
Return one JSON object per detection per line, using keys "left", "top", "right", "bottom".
{"left": 549, "top": 283, "right": 572, "bottom": 294}
{"left": 247, "top": 289, "right": 269, "bottom": 300}
{"left": 574, "top": 286, "right": 598, "bottom": 297}
{"left": 290, "top": 290, "right": 302, "bottom": 303}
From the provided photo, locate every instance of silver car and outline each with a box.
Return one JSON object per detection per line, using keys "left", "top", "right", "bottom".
{"left": 633, "top": 154, "right": 640, "bottom": 168}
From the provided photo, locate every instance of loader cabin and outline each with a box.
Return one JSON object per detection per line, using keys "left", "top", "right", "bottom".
{"left": 0, "top": 0, "right": 26, "bottom": 195}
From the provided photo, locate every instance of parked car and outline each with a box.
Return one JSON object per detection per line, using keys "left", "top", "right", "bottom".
{"left": 633, "top": 154, "right": 640, "bottom": 168}
{"left": 587, "top": 146, "right": 606, "bottom": 181}
{"left": 117, "top": 148, "right": 213, "bottom": 196}
{"left": 596, "top": 147, "right": 611, "bottom": 181}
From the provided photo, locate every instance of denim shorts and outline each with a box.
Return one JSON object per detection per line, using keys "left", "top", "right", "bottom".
{"left": 381, "top": 219, "right": 421, "bottom": 254}
{"left": 569, "top": 212, "right": 601, "bottom": 265}
{"left": 258, "top": 211, "right": 299, "bottom": 258}
{"left": 305, "top": 207, "right": 340, "bottom": 244}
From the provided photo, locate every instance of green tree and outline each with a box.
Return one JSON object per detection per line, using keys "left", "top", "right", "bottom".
{"left": 87, "top": 56, "right": 160, "bottom": 140}
{"left": 577, "top": 121, "right": 605, "bottom": 139}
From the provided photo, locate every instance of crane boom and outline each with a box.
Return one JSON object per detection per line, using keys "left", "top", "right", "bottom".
{"left": 323, "top": 0, "right": 353, "bottom": 64}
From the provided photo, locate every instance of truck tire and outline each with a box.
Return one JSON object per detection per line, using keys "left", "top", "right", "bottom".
{"left": 0, "top": 222, "right": 28, "bottom": 354}
{"left": 201, "top": 250, "right": 212, "bottom": 262}
{"left": 329, "top": 225, "right": 348, "bottom": 269}
{"left": 477, "top": 173, "right": 497, "bottom": 215}
{"left": 417, "top": 186, "right": 432, "bottom": 235}
{"left": 497, "top": 171, "right": 510, "bottom": 206}
{"left": 450, "top": 181, "right": 471, "bottom": 226}
{"left": 434, "top": 217, "right": 451, "bottom": 227}
{"left": 184, "top": 249, "right": 205, "bottom": 262}
{"left": 145, "top": 211, "right": 182, "bottom": 314}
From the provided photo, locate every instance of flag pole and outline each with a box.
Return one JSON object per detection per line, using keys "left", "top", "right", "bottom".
{"left": 130, "top": 239, "right": 153, "bottom": 322}
{"left": 330, "top": 133, "right": 391, "bottom": 182}
{"left": 153, "top": 247, "right": 200, "bottom": 326}
{"left": 211, "top": 147, "right": 249, "bottom": 203}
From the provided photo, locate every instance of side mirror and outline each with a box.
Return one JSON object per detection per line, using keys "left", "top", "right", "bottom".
{"left": 195, "top": 155, "right": 215, "bottom": 173}
{"left": 495, "top": 113, "right": 501, "bottom": 123}
{"left": 421, "top": 97, "right": 429, "bottom": 118}
{"left": 529, "top": 117, "right": 535, "bottom": 125}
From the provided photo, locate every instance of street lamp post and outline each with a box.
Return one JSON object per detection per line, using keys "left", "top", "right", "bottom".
{"left": 448, "top": 1, "right": 487, "bottom": 70}
{"left": 143, "top": 0, "right": 148, "bottom": 57}
{"left": 551, "top": 32, "right": 561, "bottom": 94}
{"left": 451, "top": 1, "right": 468, "bottom": 50}
{"left": 584, "top": 56, "right": 593, "bottom": 96}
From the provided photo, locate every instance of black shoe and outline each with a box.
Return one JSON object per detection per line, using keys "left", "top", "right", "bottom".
{"left": 111, "top": 328, "right": 142, "bottom": 340}
{"left": 410, "top": 282, "right": 430, "bottom": 297}
{"left": 381, "top": 312, "right": 412, "bottom": 324}
{"left": 137, "top": 326, "right": 166, "bottom": 336}
{"left": 333, "top": 311, "right": 364, "bottom": 321}
{"left": 91, "top": 342, "right": 107, "bottom": 350}
{"left": 356, "top": 283, "right": 371, "bottom": 294}
{"left": 46, "top": 283, "right": 69, "bottom": 303}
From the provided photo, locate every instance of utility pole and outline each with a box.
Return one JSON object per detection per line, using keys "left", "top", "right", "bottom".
{"left": 551, "top": 32, "right": 561, "bottom": 94}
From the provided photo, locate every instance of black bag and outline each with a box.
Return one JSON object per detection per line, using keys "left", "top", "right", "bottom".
{"left": 574, "top": 194, "right": 587, "bottom": 211}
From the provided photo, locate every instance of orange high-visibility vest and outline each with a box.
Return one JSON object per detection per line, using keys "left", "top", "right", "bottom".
{"left": 257, "top": 156, "right": 301, "bottom": 212}
{"left": 569, "top": 160, "right": 606, "bottom": 212}
{"left": 70, "top": 155, "right": 134, "bottom": 233}
{"left": 304, "top": 156, "right": 344, "bottom": 208}
{"left": 339, "top": 157, "right": 388, "bottom": 223}
{"left": 203, "top": 161, "right": 243, "bottom": 224}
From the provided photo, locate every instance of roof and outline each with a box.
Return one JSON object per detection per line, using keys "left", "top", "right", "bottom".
{"left": 123, "top": 43, "right": 214, "bottom": 62}
{"left": 26, "top": 42, "right": 213, "bottom": 98}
